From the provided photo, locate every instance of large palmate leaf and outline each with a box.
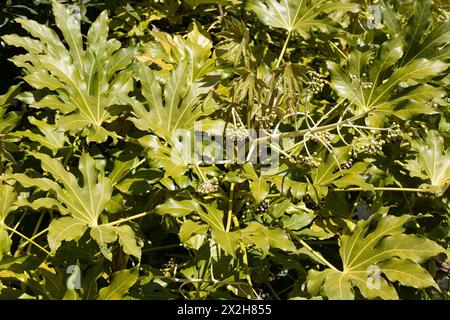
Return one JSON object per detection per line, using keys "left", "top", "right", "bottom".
{"left": 403, "top": 131, "right": 450, "bottom": 196}
{"left": 129, "top": 58, "right": 218, "bottom": 178}
{"left": 0, "top": 184, "right": 18, "bottom": 262}
{"left": 31, "top": 152, "right": 112, "bottom": 227}
{"left": 307, "top": 214, "right": 445, "bottom": 299}
{"left": 328, "top": 34, "right": 448, "bottom": 126}
{"left": 0, "top": 84, "right": 22, "bottom": 169}
{"left": 399, "top": 0, "right": 450, "bottom": 65}
{"left": 139, "top": 23, "right": 217, "bottom": 81}
{"left": 130, "top": 62, "right": 218, "bottom": 144}
{"left": 12, "top": 152, "right": 142, "bottom": 259}
{"left": 246, "top": 0, "right": 358, "bottom": 38}
{"left": 2, "top": 0, "right": 135, "bottom": 143}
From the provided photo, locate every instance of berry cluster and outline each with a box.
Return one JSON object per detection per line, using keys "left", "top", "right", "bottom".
{"left": 257, "top": 199, "right": 270, "bottom": 213}
{"left": 226, "top": 123, "right": 248, "bottom": 142}
{"left": 256, "top": 107, "right": 277, "bottom": 129}
{"left": 351, "top": 134, "right": 385, "bottom": 157}
{"left": 350, "top": 73, "right": 374, "bottom": 89}
{"left": 311, "top": 130, "right": 333, "bottom": 144}
{"left": 387, "top": 122, "right": 401, "bottom": 142}
{"left": 306, "top": 71, "right": 325, "bottom": 94}
{"left": 340, "top": 158, "right": 354, "bottom": 170}
{"left": 197, "top": 177, "right": 219, "bottom": 195}
{"left": 333, "top": 158, "right": 354, "bottom": 173}
{"left": 277, "top": 268, "right": 289, "bottom": 277}
{"left": 303, "top": 194, "right": 325, "bottom": 210}
{"left": 297, "top": 154, "right": 322, "bottom": 168}
{"left": 361, "top": 81, "right": 374, "bottom": 89}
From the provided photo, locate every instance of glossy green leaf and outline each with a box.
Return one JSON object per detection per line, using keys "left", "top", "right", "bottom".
{"left": 404, "top": 130, "right": 450, "bottom": 195}
{"left": 307, "top": 214, "right": 445, "bottom": 300}
{"left": 47, "top": 217, "right": 87, "bottom": 252}
{"left": 116, "top": 225, "right": 142, "bottom": 260}
{"left": 3, "top": 0, "right": 135, "bottom": 143}
{"left": 246, "top": 0, "right": 358, "bottom": 38}
{"left": 98, "top": 267, "right": 139, "bottom": 300}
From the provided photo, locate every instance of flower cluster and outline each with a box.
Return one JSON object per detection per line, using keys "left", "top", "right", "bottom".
{"left": 297, "top": 154, "right": 322, "bottom": 168}
{"left": 197, "top": 177, "right": 219, "bottom": 195}
{"left": 226, "top": 123, "right": 248, "bottom": 142}
{"left": 340, "top": 158, "right": 354, "bottom": 170}
{"left": 387, "top": 122, "right": 402, "bottom": 142}
{"left": 351, "top": 134, "right": 385, "bottom": 156}
{"left": 312, "top": 130, "right": 333, "bottom": 144}
{"left": 306, "top": 71, "right": 325, "bottom": 94}
{"left": 256, "top": 107, "right": 277, "bottom": 128}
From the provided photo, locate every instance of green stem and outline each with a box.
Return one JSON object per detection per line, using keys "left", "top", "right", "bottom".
{"left": 246, "top": 108, "right": 374, "bottom": 162}
{"left": 267, "top": 282, "right": 281, "bottom": 300}
{"left": 297, "top": 236, "right": 338, "bottom": 271}
{"left": 225, "top": 183, "right": 235, "bottom": 232}
{"left": 142, "top": 243, "right": 182, "bottom": 253}
{"left": 26, "top": 212, "right": 45, "bottom": 255}
{"left": 333, "top": 187, "right": 428, "bottom": 193}
{"left": 276, "top": 31, "right": 291, "bottom": 68}
{"left": 194, "top": 164, "right": 207, "bottom": 183}
{"left": 16, "top": 227, "right": 49, "bottom": 252}
{"left": 278, "top": 108, "right": 374, "bottom": 140}
{"left": 232, "top": 216, "right": 252, "bottom": 287}
{"left": 104, "top": 211, "right": 151, "bottom": 227}
{"left": 283, "top": 228, "right": 337, "bottom": 271}
{"left": 152, "top": 275, "right": 247, "bottom": 286}
{"left": 349, "top": 191, "right": 362, "bottom": 217}
{"left": 217, "top": 4, "right": 224, "bottom": 17}
{"left": 4, "top": 225, "right": 53, "bottom": 257}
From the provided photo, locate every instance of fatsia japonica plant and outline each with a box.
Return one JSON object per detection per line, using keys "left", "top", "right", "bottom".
{"left": 0, "top": 0, "right": 448, "bottom": 300}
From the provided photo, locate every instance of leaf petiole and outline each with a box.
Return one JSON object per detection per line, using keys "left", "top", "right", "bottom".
{"left": 4, "top": 225, "right": 53, "bottom": 257}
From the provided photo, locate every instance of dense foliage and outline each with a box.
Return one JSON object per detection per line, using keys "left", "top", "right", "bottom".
{"left": 0, "top": 0, "right": 449, "bottom": 300}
